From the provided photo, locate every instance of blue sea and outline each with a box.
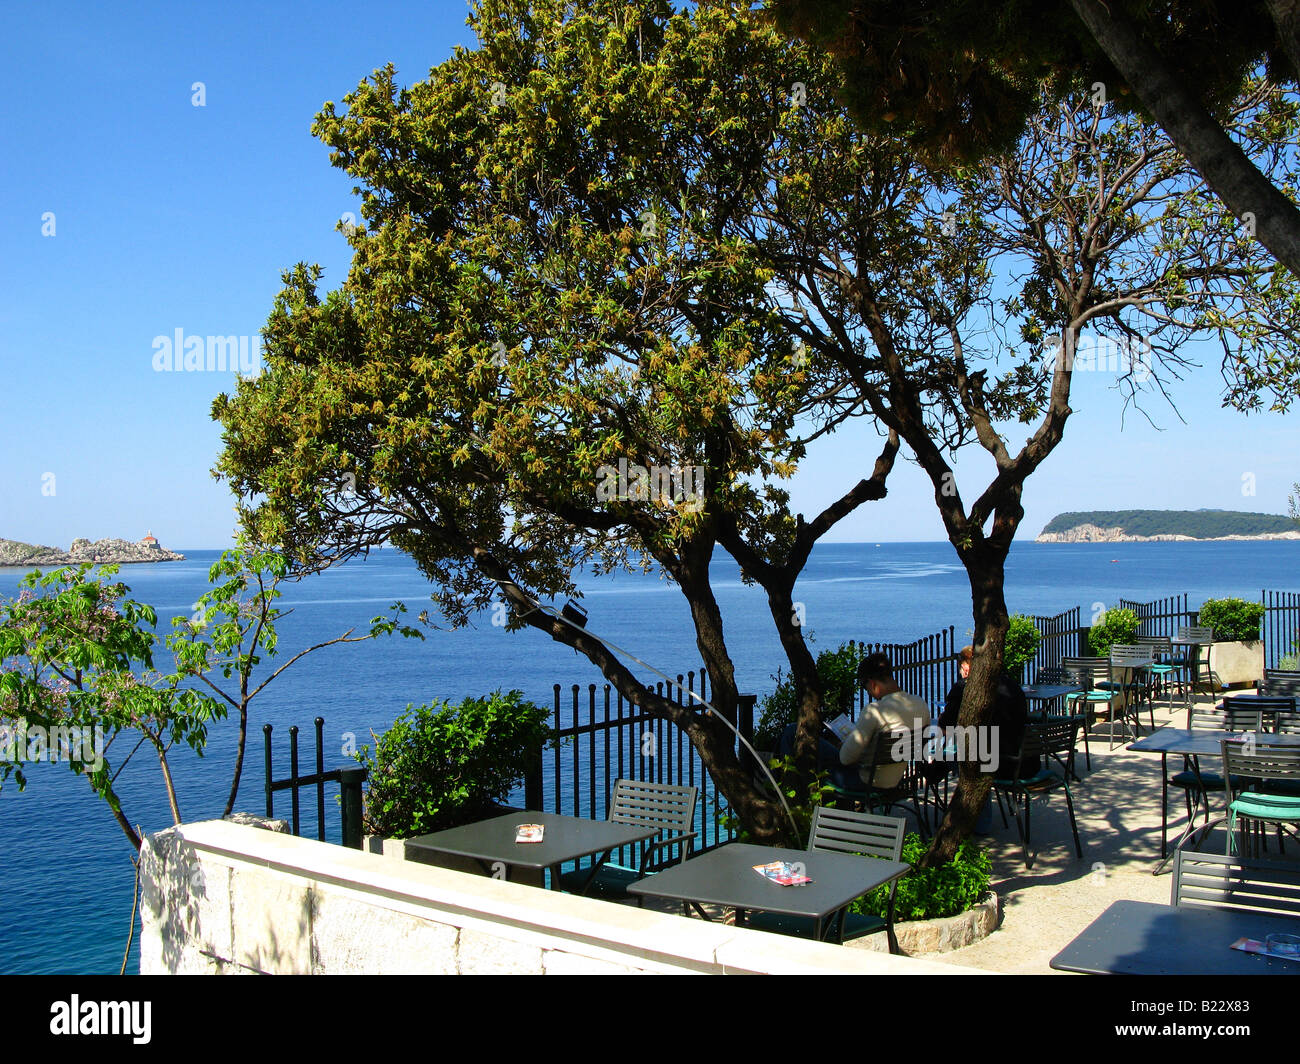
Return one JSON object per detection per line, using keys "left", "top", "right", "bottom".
{"left": 1, "top": 539, "right": 1297, "bottom": 973}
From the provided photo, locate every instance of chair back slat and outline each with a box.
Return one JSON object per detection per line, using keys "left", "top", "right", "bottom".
{"left": 1018, "top": 717, "right": 1080, "bottom": 761}
{"left": 1173, "top": 850, "right": 1300, "bottom": 918}
{"left": 1221, "top": 740, "right": 1300, "bottom": 788}
{"left": 809, "top": 806, "right": 905, "bottom": 862}
{"left": 1177, "top": 626, "right": 1215, "bottom": 642}
{"left": 608, "top": 779, "right": 697, "bottom": 835}
{"left": 1189, "top": 704, "right": 1262, "bottom": 732}
{"left": 1262, "top": 669, "right": 1300, "bottom": 698}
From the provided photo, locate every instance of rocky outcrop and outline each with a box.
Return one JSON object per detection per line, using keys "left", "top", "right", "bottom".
{"left": 1036, "top": 523, "right": 1300, "bottom": 543}
{"left": 0, "top": 536, "right": 184, "bottom": 567}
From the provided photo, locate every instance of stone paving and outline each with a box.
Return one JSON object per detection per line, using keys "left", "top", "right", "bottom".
{"left": 641, "top": 694, "right": 1284, "bottom": 974}
{"left": 911, "top": 700, "right": 1222, "bottom": 973}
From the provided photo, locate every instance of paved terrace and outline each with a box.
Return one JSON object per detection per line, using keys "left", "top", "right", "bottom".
{"left": 630, "top": 696, "right": 1244, "bottom": 973}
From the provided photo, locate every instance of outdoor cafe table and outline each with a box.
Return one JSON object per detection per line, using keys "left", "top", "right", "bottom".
{"left": 403, "top": 810, "right": 657, "bottom": 889}
{"left": 625, "top": 841, "right": 909, "bottom": 943}
{"left": 1128, "top": 728, "right": 1300, "bottom": 872}
{"left": 1050, "top": 899, "right": 1300, "bottom": 975}
{"left": 1022, "top": 682, "right": 1086, "bottom": 719}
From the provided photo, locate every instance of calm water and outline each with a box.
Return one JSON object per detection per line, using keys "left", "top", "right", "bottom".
{"left": 1, "top": 539, "right": 1296, "bottom": 973}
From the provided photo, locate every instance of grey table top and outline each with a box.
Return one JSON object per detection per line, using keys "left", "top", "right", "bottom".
{"left": 404, "top": 810, "right": 658, "bottom": 871}
{"left": 625, "top": 841, "right": 909, "bottom": 920}
{"left": 1022, "top": 684, "right": 1085, "bottom": 701}
{"left": 1129, "top": 727, "right": 1300, "bottom": 757}
{"left": 1050, "top": 900, "right": 1300, "bottom": 975}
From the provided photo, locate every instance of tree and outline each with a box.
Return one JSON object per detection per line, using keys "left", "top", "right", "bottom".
{"left": 766, "top": 0, "right": 1300, "bottom": 353}
{"left": 213, "top": 0, "right": 1296, "bottom": 858}
{"left": 0, "top": 549, "right": 418, "bottom": 852}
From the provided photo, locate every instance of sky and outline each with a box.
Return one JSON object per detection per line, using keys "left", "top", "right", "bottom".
{"left": 2, "top": 1, "right": 1296, "bottom": 551}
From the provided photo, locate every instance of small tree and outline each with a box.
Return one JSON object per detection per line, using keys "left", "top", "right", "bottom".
{"left": 0, "top": 548, "right": 420, "bottom": 852}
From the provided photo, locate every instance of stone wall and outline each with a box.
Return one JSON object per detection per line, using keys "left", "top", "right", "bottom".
{"left": 139, "top": 820, "right": 985, "bottom": 976}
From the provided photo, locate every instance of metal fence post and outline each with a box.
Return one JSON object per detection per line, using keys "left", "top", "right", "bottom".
{"left": 338, "top": 767, "right": 367, "bottom": 849}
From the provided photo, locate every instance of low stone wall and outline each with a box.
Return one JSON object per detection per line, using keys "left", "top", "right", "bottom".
{"left": 139, "top": 820, "right": 987, "bottom": 975}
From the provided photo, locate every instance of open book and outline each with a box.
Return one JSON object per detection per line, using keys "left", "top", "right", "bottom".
{"left": 824, "top": 713, "right": 855, "bottom": 743}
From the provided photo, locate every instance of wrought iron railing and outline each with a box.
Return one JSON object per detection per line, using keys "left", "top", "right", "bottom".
{"left": 263, "top": 718, "right": 366, "bottom": 848}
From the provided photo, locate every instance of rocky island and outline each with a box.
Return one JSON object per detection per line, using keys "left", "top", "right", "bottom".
{"left": 0, "top": 533, "right": 184, "bottom": 568}
{"left": 1036, "top": 509, "right": 1300, "bottom": 542}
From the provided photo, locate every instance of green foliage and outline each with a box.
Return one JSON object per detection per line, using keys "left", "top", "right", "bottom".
{"left": 0, "top": 547, "right": 417, "bottom": 851}
{"left": 1088, "top": 607, "right": 1141, "bottom": 657}
{"left": 754, "top": 642, "right": 864, "bottom": 751}
{"left": 1003, "top": 614, "right": 1041, "bottom": 673}
{"left": 850, "top": 831, "right": 991, "bottom": 922}
{"left": 719, "top": 754, "right": 834, "bottom": 848}
{"left": 0, "top": 564, "right": 224, "bottom": 836}
{"left": 1197, "top": 598, "right": 1265, "bottom": 643}
{"left": 357, "top": 690, "right": 553, "bottom": 839}
{"left": 1042, "top": 510, "right": 1296, "bottom": 538}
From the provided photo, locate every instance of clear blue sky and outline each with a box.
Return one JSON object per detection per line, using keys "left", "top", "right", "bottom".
{"left": 2, "top": 1, "right": 1296, "bottom": 550}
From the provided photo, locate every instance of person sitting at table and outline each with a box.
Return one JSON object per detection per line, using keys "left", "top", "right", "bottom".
{"left": 939, "top": 645, "right": 1037, "bottom": 832}
{"left": 840, "top": 652, "right": 930, "bottom": 791}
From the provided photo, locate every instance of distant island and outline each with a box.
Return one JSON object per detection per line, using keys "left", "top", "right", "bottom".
{"left": 0, "top": 532, "right": 184, "bottom": 568}
{"left": 1037, "top": 510, "right": 1300, "bottom": 542}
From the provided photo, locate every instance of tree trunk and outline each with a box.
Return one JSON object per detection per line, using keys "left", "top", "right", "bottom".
{"left": 1069, "top": 0, "right": 1300, "bottom": 279}
{"left": 919, "top": 549, "right": 1010, "bottom": 867}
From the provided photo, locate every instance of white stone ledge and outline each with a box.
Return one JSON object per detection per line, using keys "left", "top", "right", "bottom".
{"left": 154, "top": 820, "right": 986, "bottom": 975}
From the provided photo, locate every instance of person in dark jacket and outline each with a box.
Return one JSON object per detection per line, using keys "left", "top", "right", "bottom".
{"left": 940, "top": 645, "right": 1038, "bottom": 831}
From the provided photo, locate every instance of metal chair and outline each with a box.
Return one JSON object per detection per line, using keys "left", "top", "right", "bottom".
{"left": 1261, "top": 669, "right": 1300, "bottom": 700}
{"left": 557, "top": 778, "right": 698, "bottom": 900}
{"left": 1172, "top": 849, "right": 1300, "bottom": 918}
{"left": 1181, "top": 626, "right": 1225, "bottom": 704}
{"left": 831, "top": 728, "right": 929, "bottom": 840}
{"left": 1223, "top": 694, "right": 1297, "bottom": 734}
{"left": 744, "top": 807, "right": 908, "bottom": 952}
{"left": 1110, "top": 644, "right": 1156, "bottom": 737}
{"left": 1159, "top": 705, "right": 1263, "bottom": 860}
{"left": 1063, "top": 656, "right": 1125, "bottom": 750}
{"left": 1135, "top": 634, "right": 1177, "bottom": 710}
{"left": 1030, "top": 663, "right": 1089, "bottom": 776}
{"left": 1221, "top": 740, "right": 1300, "bottom": 858}
{"left": 992, "top": 717, "right": 1083, "bottom": 870}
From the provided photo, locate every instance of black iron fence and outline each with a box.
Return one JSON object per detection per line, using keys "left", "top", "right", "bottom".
{"left": 1029, "top": 607, "right": 1080, "bottom": 677}
{"left": 524, "top": 670, "right": 756, "bottom": 869}
{"left": 1119, "top": 594, "right": 1193, "bottom": 638}
{"left": 263, "top": 718, "right": 366, "bottom": 848}
{"left": 856, "top": 626, "right": 958, "bottom": 712}
{"left": 1262, "top": 589, "right": 1300, "bottom": 669}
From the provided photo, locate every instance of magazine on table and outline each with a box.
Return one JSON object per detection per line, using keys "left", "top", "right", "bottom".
{"left": 753, "top": 861, "right": 812, "bottom": 886}
{"left": 514, "top": 823, "right": 545, "bottom": 843}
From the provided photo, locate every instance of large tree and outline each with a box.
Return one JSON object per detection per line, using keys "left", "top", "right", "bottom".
{"left": 214, "top": 0, "right": 1297, "bottom": 856}
{"left": 767, "top": 0, "right": 1300, "bottom": 331}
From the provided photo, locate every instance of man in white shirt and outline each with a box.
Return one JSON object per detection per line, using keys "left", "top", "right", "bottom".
{"left": 839, "top": 652, "right": 931, "bottom": 790}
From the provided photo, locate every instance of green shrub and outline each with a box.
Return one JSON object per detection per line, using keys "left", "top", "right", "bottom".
{"left": 1088, "top": 606, "right": 1141, "bottom": 656}
{"left": 1004, "top": 614, "right": 1042, "bottom": 674}
{"left": 1197, "top": 597, "right": 1265, "bottom": 642}
{"left": 850, "top": 832, "right": 991, "bottom": 922}
{"left": 719, "top": 756, "right": 836, "bottom": 847}
{"left": 754, "top": 642, "right": 864, "bottom": 751}
{"left": 356, "top": 690, "right": 553, "bottom": 839}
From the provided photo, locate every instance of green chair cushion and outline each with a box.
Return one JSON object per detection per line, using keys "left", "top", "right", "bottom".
{"left": 1229, "top": 792, "right": 1300, "bottom": 821}
{"left": 1170, "top": 770, "right": 1225, "bottom": 790}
